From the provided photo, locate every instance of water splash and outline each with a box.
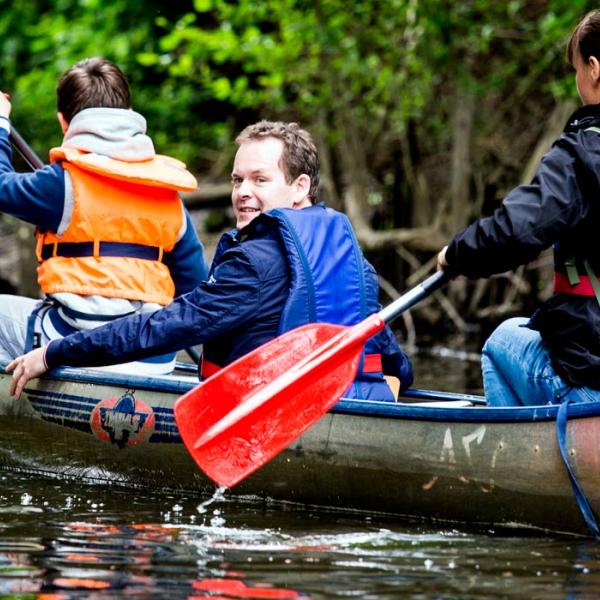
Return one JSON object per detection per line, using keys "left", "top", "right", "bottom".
{"left": 196, "top": 486, "right": 228, "bottom": 514}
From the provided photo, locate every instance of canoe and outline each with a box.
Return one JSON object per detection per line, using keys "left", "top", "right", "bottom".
{"left": 0, "top": 360, "right": 598, "bottom": 537}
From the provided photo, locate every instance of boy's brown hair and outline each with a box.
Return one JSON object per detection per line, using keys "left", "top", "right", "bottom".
{"left": 57, "top": 57, "right": 130, "bottom": 123}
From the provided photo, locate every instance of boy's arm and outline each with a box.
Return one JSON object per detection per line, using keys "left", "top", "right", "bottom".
{"left": 0, "top": 127, "right": 65, "bottom": 230}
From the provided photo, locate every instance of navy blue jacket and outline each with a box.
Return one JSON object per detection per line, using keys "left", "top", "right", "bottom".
{"left": 46, "top": 206, "right": 413, "bottom": 398}
{"left": 445, "top": 104, "right": 600, "bottom": 389}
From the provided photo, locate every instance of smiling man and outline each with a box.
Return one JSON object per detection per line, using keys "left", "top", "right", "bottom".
{"left": 8, "top": 121, "right": 413, "bottom": 401}
{"left": 231, "top": 133, "right": 313, "bottom": 228}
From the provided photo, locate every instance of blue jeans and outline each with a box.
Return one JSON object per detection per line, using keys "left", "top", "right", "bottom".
{"left": 481, "top": 317, "right": 600, "bottom": 407}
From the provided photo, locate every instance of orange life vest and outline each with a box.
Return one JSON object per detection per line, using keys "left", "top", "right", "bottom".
{"left": 36, "top": 147, "right": 198, "bottom": 305}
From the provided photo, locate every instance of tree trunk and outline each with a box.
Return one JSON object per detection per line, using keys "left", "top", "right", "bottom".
{"left": 314, "top": 110, "right": 342, "bottom": 210}
{"left": 520, "top": 99, "right": 576, "bottom": 185}
{"left": 334, "top": 109, "right": 372, "bottom": 230}
{"left": 397, "top": 124, "right": 431, "bottom": 229}
{"left": 441, "top": 88, "right": 475, "bottom": 319}
{"left": 447, "top": 88, "right": 475, "bottom": 235}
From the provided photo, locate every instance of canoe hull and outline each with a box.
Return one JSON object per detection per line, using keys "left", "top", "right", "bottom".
{"left": 0, "top": 365, "right": 598, "bottom": 535}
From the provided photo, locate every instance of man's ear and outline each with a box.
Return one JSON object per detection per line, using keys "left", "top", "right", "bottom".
{"left": 292, "top": 173, "right": 312, "bottom": 208}
{"left": 57, "top": 112, "right": 69, "bottom": 134}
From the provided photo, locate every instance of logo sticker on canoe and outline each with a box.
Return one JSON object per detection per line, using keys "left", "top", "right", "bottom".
{"left": 90, "top": 390, "right": 155, "bottom": 448}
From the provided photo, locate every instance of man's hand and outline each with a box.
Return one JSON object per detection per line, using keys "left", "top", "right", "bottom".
{"left": 0, "top": 92, "right": 11, "bottom": 119}
{"left": 5, "top": 347, "right": 48, "bottom": 399}
{"left": 437, "top": 245, "right": 449, "bottom": 271}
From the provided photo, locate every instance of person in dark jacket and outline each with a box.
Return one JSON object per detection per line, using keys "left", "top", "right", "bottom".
{"left": 437, "top": 10, "right": 600, "bottom": 406}
{"left": 7, "top": 121, "right": 413, "bottom": 401}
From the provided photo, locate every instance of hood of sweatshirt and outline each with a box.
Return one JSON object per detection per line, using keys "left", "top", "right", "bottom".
{"left": 62, "top": 107, "right": 155, "bottom": 161}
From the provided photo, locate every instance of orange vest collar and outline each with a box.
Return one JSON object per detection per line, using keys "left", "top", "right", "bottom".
{"left": 49, "top": 146, "right": 197, "bottom": 192}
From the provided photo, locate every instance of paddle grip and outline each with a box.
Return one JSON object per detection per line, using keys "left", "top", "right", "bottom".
{"left": 379, "top": 269, "right": 452, "bottom": 324}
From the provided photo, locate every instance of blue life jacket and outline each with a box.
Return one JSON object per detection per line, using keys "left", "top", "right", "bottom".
{"left": 269, "top": 204, "right": 400, "bottom": 401}
{"left": 203, "top": 204, "right": 412, "bottom": 400}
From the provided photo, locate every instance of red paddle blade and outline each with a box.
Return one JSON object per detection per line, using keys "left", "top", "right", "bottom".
{"left": 174, "top": 317, "right": 382, "bottom": 488}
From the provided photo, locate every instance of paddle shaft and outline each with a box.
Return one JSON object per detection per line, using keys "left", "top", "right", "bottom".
{"left": 10, "top": 127, "right": 44, "bottom": 170}
{"left": 379, "top": 269, "right": 452, "bottom": 324}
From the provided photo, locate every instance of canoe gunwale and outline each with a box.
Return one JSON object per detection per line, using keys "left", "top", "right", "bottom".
{"left": 33, "top": 365, "right": 198, "bottom": 395}
{"left": 335, "top": 397, "right": 600, "bottom": 423}
{"left": 16, "top": 363, "right": 600, "bottom": 425}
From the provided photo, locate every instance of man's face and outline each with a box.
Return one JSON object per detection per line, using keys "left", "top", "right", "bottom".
{"left": 231, "top": 137, "right": 309, "bottom": 229}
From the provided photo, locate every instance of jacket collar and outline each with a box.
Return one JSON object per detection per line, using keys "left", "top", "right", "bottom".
{"left": 565, "top": 104, "right": 600, "bottom": 133}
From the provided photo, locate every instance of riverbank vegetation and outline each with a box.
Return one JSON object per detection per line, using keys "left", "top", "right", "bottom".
{"left": 0, "top": 0, "right": 595, "bottom": 341}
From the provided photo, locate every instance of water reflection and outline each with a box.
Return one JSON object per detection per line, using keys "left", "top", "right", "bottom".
{"left": 0, "top": 470, "right": 599, "bottom": 598}
{"left": 413, "top": 346, "right": 484, "bottom": 394}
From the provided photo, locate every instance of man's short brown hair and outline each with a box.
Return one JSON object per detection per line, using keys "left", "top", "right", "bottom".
{"left": 236, "top": 120, "right": 320, "bottom": 203}
{"left": 57, "top": 57, "right": 131, "bottom": 123}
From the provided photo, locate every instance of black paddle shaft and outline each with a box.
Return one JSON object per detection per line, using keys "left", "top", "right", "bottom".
{"left": 9, "top": 127, "right": 44, "bottom": 170}
{"left": 379, "top": 269, "right": 452, "bottom": 325}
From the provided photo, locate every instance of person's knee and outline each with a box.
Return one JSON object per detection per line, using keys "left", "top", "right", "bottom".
{"left": 483, "top": 317, "right": 530, "bottom": 357}
{"left": 491, "top": 317, "right": 529, "bottom": 339}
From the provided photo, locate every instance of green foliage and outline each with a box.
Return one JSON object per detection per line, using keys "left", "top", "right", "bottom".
{"left": 130, "top": 0, "right": 597, "bottom": 183}
{"left": 0, "top": 0, "right": 596, "bottom": 182}
{"left": 0, "top": 0, "right": 219, "bottom": 168}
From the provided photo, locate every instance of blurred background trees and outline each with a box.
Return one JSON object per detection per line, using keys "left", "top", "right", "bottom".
{"left": 0, "top": 0, "right": 595, "bottom": 342}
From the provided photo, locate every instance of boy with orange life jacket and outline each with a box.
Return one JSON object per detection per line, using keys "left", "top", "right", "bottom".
{"left": 8, "top": 121, "right": 413, "bottom": 401}
{"left": 0, "top": 57, "right": 208, "bottom": 374}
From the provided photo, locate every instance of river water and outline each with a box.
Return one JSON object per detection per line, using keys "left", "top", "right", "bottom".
{"left": 1, "top": 351, "right": 599, "bottom": 598}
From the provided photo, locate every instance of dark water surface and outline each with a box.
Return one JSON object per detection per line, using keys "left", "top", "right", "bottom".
{"left": 1, "top": 352, "right": 599, "bottom": 598}
{"left": 1, "top": 470, "right": 600, "bottom": 599}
